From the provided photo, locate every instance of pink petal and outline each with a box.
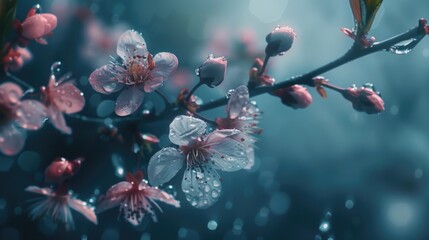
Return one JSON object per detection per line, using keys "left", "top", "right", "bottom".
{"left": 115, "top": 86, "right": 144, "bottom": 116}
{"left": 117, "top": 30, "right": 148, "bottom": 60}
{"left": 143, "top": 186, "right": 180, "bottom": 208}
{"left": 0, "top": 82, "right": 23, "bottom": 107}
{"left": 0, "top": 124, "right": 26, "bottom": 156}
{"left": 148, "top": 147, "right": 184, "bottom": 187}
{"left": 25, "top": 186, "right": 53, "bottom": 196}
{"left": 204, "top": 130, "right": 248, "bottom": 172}
{"left": 50, "top": 82, "right": 85, "bottom": 114}
{"left": 15, "top": 100, "right": 47, "bottom": 130}
{"left": 97, "top": 181, "right": 131, "bottom": 213}
{"left": 151, "top": 52, "right": 178, "bottom": 80}
{"left": 21, "top": 14, "right": 57, "bottom": 40}
{"left": 168, "top": 116, "right": 207, "bottom": 146}
{"left": 182, "top": 165, "right": 222, "bottom": 209}
{"left": 89, "top": 65, "right": 124, "bottom": 94}
{"left": 227, "top": 85, "right": 249, "bottom": 119}
{"left": 243, "top": 146, "right": 255, "bottom": 170}
{"left": 143, "top": 76, "right": 164, "bottom": 92}
{"left": 41, "top": 14, "right": 57, "bottom": 33}
{"left": 68, "top": 197, "right": 98, "bottom": 225}
{"left": 47, "top": 105, "right": 71, "bottom": 134}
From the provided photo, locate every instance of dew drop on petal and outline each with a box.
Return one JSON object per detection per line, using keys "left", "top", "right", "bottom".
{"left": 102, "top": 82, "right": 118, "bottom": 93}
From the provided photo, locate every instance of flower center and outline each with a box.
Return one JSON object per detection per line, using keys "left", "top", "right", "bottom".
{"left": 180, "top": 139, "right": 211, "bottom": 167}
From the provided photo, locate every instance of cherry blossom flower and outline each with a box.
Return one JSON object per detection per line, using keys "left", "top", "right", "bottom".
{"left": 342, "top": 84, "right": 384, "bottom": 114}
{"left": 41, "top": 72, "right": 85, "bottom": 134}
{"left": 44, "top": 157, "right": 83, "bottom": 183}
{"left": 1, "top": 46, "right": 32, "bottom": 71}
{"left": 148, "top": 115, "right": 248, "bottom": 209}
{"left": 215, "top": 85, "right": 262, "bottom": 169}
{"left": 97, "top": 171, "right": 180, "bottom": 226}
{"left": 0, "top": 82, "right": 47, "bottom": 156}
{"left": 25, "top": 186, "right": 97, "bottom": 231}
{"left": 265, "top": 26, "right": 296, "bottom": 57}
{"left": 89, "top": 30, "right": 178, "bottom": 116}
{"left": 196, "top": 54, "right": 227, "bottom": 87}
{"left": 16, "top": 8, "right": 58, "bottom": 45}
{"left": 272, "top": 85, "right": 313, "bottom": 109}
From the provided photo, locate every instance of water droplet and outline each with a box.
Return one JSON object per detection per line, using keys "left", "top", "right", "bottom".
{"left": 50, "top": 61, "right": 62, "bottom": 77}
{"left": 388, "top": 38, "right": 419, "bottom": 55}
{"left": 207, "top": 220, "right": 218, "bottom": 230}
{"left": 213, "top": 179, "right": 220, "bottom": 187}
{"left": 211, "top": 190, "right": 219, "bottom": 198}
{"left": 345, "top": 199, "right": 354, "bottom": 209}
{"left": 8, "top": 90, "right": 20, "bottom": 104}
{"left": 195, "top": 68, "right": 200, "bottom": 76}
{"left": 226, "top": 89, "right": 235, "bottom": 99}
{"left": 319, "top": 222, "right": 330, "bottom": 232}
{"left": 163, "top": 185, "right": 177, "bottom": 197}
{"left": 102, "top": 83, "right": 118, "bottom": 93}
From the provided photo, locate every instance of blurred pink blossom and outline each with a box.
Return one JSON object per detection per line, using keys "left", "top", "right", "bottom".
{"left": 97, "top": 171, "right": 179, "bottom": 226}
{"left": 1, "top": 46, "right": 32, "bottom": 71}
{"left": 0, "top": 82, "right": 47, "bottom": 156}
{"left": 89, "top": 30, "right": 178, "bottom": 116}
{"left": 41, "top": 74, "right": 85, "bottom": 134}
{"left": 25, "top": 186, "right": 97, "bottom": 231}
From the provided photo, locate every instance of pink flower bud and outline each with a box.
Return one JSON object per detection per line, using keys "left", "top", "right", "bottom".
{"left": 196, "top": 54, "right": 227, "bottom": 87}
{"left": 342, "top": 84, "right": 384, "bottom": 114}
{"left": 1, "top": 47, "right": 32, "bottom": 71}
{"left": 265, "top": 26, "right": 296, "bottom": 57}
{"left": 21, "top": 13, "right": 57, "bottom": 44}
{"left": 44, "top": 157, "right": 83, "bottom": 183}
{"left": 272, "top": 85, "right": 312, "bottom": 109}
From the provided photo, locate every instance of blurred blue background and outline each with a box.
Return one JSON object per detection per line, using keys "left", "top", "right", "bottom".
{"left": 1, "top": 0, "right": 429, "bottom": 239}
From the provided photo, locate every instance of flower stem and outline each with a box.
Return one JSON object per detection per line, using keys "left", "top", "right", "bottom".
{"left": 155, "top": 89, "right": 172, "bottom": 108}
{"left": 258, "top": 55, "right": 270, "bottom": 76}
{"left": 185, "top": 82, "right": 203, "bottom": 102}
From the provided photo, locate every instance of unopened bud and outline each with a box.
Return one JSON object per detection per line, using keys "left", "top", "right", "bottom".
{"left": 44, "top": 157, "right": 83, "bottom": 183}
{"left": 272, "top": 85, "right": 312, "bottom": 109}
{"left": 342, "top": 84, "right": 384, "bottom": 114}
{"left": 265, "top": 26, "right": 296, "bottom": 57}
{"left": 196, "top": 54, "right": 227, "bottom": 87}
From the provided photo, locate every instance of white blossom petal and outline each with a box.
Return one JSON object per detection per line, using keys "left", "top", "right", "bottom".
{"left": 115, "top": 86, "right": 144, "bottom": 116}
{"left": 117, "top": 30, "right": 148, "bottom": 60}
{"left": 151, "top": 52, "right": 178, "bottom": 80}
{"left": 97, "top": 181, "right": 131, "bottom": 213}
{"left": 148, "top": 147, "right": 184, "bottom": 187}
{"left": 227, "top": 85, "right": 249, "bottom": 119}
{"left": 0, "top": 124, "right": 26, "bottom": 156}
{"left": 169, "top": 116, "right": 207, "bottom": 146}
{"left": 143, "top": 76, "right": 164, "bottom": 92}
{"left": 15, "top": 100, "right": 47, "bottom": 130}
{"left": 182, "top": 164, "right": 222, "bottom": 209}
{"left": 68, "top": 197, "right": 98, "bottom": 225}
{"left": 204, "top": 130, "right": 248, "bottom": 172}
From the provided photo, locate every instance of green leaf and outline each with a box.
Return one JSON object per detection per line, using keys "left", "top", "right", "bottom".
{"left": 0, "top": 0, "right": 18, "bottom": 53}
{"left": 349, "top": 0, "right": 383, "bottom": 36}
